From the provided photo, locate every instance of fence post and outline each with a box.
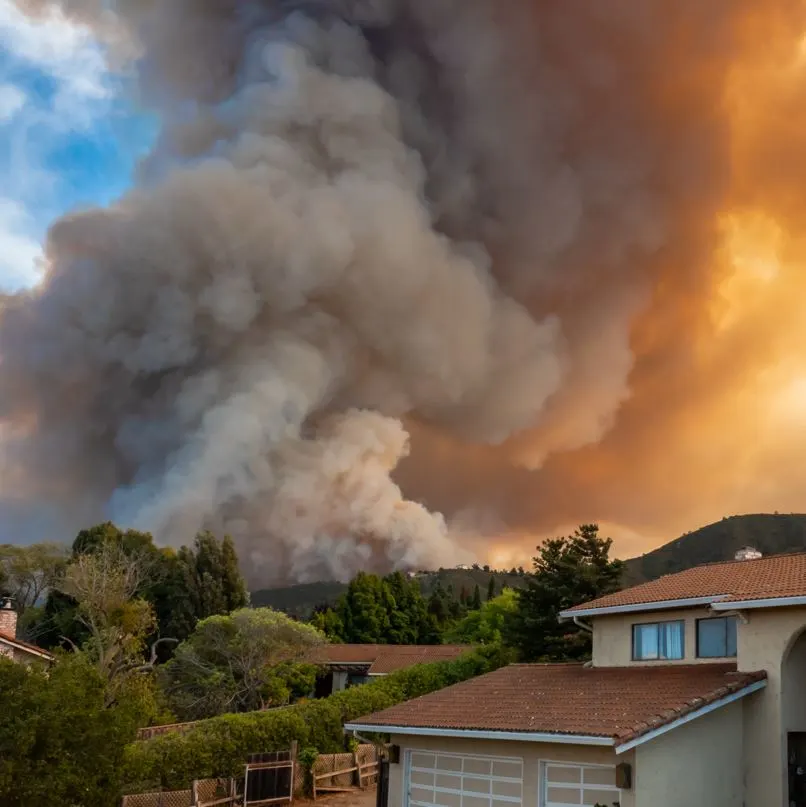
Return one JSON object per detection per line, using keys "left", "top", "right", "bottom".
{"left": 191, "top": 780, "right": 198, "bottom": 806}
{"left": 353, "top": 750, "right": 361, "bottom": 790}
{"left": 290, "top": 741, "right": 298, "bottom": 804}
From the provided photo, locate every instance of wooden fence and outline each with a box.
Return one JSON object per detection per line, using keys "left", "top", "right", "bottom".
{"left": 310, "top": 745, "right": 379, "bottom": 800}
{"left": 122, "top": 743, "right": 380, "bottom": 806}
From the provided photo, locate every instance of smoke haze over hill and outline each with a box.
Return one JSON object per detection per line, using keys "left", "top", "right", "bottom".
{"left": 3, "top": 1, "right": 806, "bottom": 583}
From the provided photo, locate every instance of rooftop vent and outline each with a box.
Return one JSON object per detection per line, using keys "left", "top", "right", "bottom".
{"left": 735, "top": 546, "right": 763, "bottom": 561}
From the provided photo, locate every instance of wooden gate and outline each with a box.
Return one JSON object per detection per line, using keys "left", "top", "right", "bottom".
{"left": 376, "top": 759, "right": 390, "bottom": 807}
{"left": 244, "top": 751, "right": 295, "bottom": 806}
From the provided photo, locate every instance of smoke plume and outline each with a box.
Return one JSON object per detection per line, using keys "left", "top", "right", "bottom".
{"left": 3, "top": 0, "right": 806, "bottom": 582}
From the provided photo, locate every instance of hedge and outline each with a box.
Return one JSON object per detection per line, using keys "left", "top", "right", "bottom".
{"left": 121, "top": 644, "right": 513, "bottom": 791}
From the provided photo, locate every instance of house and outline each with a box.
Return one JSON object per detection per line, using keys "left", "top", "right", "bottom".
{"left": 311, "top": 644, "right": 470, "bottom": 697}
{"left": 0, "top": 599, "right": 54, "bottom": 666}
{"left": 346, "top": 549, "right": 806, "bottom": 807}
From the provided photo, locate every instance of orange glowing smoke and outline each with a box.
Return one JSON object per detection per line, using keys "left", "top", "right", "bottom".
{"left": 398, "top": 2, "right": 806, "bottom": 563}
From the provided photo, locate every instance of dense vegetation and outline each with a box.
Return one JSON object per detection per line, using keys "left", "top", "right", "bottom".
{"left": 122, "top": 644, "right": 513, "bottom": 792}
{"left": 309, "top": 569, "right": 505, "bottom": 644}
{"left": 252, "top": 566, "right": 527, "bottom": 619}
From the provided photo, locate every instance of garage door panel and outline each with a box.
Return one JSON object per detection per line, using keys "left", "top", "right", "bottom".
{"left": 405, "top": 751, "right": 523, "bottom": 807}
{"left": 436, "top": 774, "right": 462, "bottom": 790}
{"left": 491, "top": 762, "right": 522, "bottom": 779}
{"left": 462, "top": 759, "right": 493, "bottom": 776}
{"left": 492, "top": 780, "right": 521, "bottom": 799}
{"left": 434, "top": 791, "right": 461, "bottom": 807}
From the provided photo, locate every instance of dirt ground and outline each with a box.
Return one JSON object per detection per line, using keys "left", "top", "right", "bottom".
{"left": 295, "top": 788, "right": 377, "bottom": 807}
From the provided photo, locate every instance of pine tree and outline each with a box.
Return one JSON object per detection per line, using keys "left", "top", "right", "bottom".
{"left": 471, "top": 584, "right": 482, "bottom": 610}
{"left": 487, "top": 575, "right": 496, "bottom": 601}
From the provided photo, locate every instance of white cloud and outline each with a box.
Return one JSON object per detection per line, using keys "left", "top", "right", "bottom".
{"left": 0, "top": 0, "right": 109, "bottom": 108}
{"left": 0, "top": 0, "right": 116, "bottom": 290}
{"left": 0, "top": 83, "right": 26, "bottom": 123}
{"left": 0, "top": 198, "right": 43, "bottom": 292}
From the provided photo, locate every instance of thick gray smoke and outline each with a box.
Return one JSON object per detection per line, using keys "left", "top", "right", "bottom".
{"left": 3, "top": 0, "right": 744, "bottom": 582}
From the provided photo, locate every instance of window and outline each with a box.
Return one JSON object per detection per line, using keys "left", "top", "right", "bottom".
{"left": 541, "top": 762, "right": 619, "bottom": 807}
{"left": 632, "top": 620, "right": 685, "bottom": 660}
{"left": 697, "top": 616, "right": 738, "bottom": 658}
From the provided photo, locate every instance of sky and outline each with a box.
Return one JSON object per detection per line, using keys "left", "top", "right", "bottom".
{"left": 0, "top": 0, "right": 154, "bottom": 292}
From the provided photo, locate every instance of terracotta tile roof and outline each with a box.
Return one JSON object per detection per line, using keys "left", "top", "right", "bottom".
{"left": 564, "top": 551, "right": 806, "bottom": 614}
{"left": 0, "top": 631, "right": 55, "bottom": 660}
{"left": 310, "top": 644, "right": 469, "bottom": 674}
{"left": 347, "top": 663, "right": 766, "bottom": 746}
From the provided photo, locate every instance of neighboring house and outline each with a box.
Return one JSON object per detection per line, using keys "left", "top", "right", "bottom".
{"left": 312, "top": 644, "right": 470, "bottom": 697}
{"left": 0, "top": 599, "right": 54, "bottom": 667}
{"left": 347, "top": 549, "right": 806, "bottom": 807}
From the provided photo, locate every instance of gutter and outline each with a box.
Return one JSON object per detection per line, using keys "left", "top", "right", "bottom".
{"left": 572, "top": 616, "right": 592, "bottom": 633}
{"left": 560, "top": 595, "right": 728, "bottom": 619}
{"left": 710, "top": 595, "right": 806, "bottom": 611}
{"left": 343, "top": 724, "right": 614, "bottom": 747}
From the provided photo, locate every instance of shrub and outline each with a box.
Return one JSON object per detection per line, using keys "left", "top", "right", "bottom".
{"left": 122, "top": 644, "right": 513, "bottom": 790}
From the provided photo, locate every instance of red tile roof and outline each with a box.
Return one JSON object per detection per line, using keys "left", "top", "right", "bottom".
{"left": 0, "top": 631, "right": 55, "bottom": 661}
{"left": 564, "top": 551, "right": 806, "bottom": 614}
{"left": 347, "top": 663, "right": 765, "bottom": 746}
{"left": 311, "top": 644, "right": 469, "bottom": 674}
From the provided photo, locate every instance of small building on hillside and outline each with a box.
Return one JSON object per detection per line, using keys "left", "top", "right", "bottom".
{"left": 0, "top": 599, "right": 54, "bottom": 667}
{"left": 311, "top": 644, "right": 470, "bottom": 697}
{"left": 348, "top": 550, "right": 806, "bottom": 807}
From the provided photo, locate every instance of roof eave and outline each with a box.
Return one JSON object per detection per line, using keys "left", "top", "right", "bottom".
{"left": 343, "top": 723, "right": 614, "bottom": 746}
{"left": 711, "top": 595, "right": 806, "bottom": 611}
{"left": 0, "top": 636, "right": 55, "bottom": 661}
{"left": 560, "top": 595, "right": 727, "bottom": 619}
{"left": 614, "top": 679, "right": 767, "bottom": 754}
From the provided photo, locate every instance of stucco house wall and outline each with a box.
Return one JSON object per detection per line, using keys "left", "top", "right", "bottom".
{"left": 386, "top": 734, "right": 633, "bottom": 807}
{"left": 633, "top": 698, "right": 744, "bottom": 807}
{"left": 591, "top": 606, "right": 733, "bottom": 667}
{"left": 737, "top": 606, "right": 806, "bottom": 807}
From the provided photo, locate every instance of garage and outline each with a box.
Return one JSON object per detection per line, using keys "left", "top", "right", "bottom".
{"left": 404, "top": 750, "right": 523, "bottom": 807}
{"left": 540, "top": 762, "right": 619, "bottom": 807}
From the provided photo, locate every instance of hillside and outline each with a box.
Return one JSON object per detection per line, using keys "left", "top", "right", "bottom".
{"left": 621, "top": 513, "right": 806, "bottom": 586}
{"left": 251, "top": 514, "right": 806, "bottom": 616}
{"left": 251, "top": 567, "right": 527, "bottom": 618}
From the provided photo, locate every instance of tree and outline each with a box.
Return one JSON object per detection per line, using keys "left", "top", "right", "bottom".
{"left": 151, "top": 532, "right": 249, "bottom": 648}
{"left": 56, "top": 542, "right": 159, "bottom": 698}
{"left": 487, "top": 575, "right": 496, "bottom": 601}
{"left": 447, "top": 588, "right": 519, "bottom": 645}
{"left": 471, "top": 584, "right": 482, "bottom": 611}
{"left": 0, "top": 654, "right": 145, "bottom": 807}
{"left": 160, "top": 608, "right": 325, "bottom": 720}
{"left": 507, "top": 524, "right": 624, "bottom": 662}
{"left": 36, "top": 524, "right": 248, "bottom": 656}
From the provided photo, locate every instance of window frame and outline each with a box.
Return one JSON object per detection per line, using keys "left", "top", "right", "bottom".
{"left": 631, "top": 619, "right": 686, "bottom": 661}
{"left": 696, "top": 615, "right": 738, "bottom": 659}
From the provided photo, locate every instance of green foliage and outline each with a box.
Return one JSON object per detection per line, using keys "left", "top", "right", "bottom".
{"left": 160, "top": 608, "right": 324, "bottom": 720}
{"left": 446, "top": 588, "right": 518, "bottom": 645}
{"left": 318, "top": 571, "right": 441, "bottom": 645}
{"left": 252, "top": 568, "right": 528, "bottom": 621}
{"left": 507, "top": 524, "right": 623, "bottom": 662}
{"left": 37, "top": 524, "right": 248, "bottom": 657}
{"left": 0, "top": 653, "right": 143, "bottom": 807}
{"left": 471, "top": 584, "right": 482, "bottom": 611}
{"left": 122, "top": 645, "right": 513, "bottom": 791}
{"left": 486, "top": 575, "right": 496, "bottom": 601}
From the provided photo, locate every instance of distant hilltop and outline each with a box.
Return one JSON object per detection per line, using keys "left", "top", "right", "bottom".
{"left": 251, "top": 513, "right": 806, "bottom": 616}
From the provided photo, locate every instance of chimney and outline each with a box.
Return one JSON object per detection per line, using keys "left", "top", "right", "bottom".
{"left": 0, "top": 598, "right": 17, "bottom": 638}
{"left": 735, "top": 547, "right": 763, "bottom": 561}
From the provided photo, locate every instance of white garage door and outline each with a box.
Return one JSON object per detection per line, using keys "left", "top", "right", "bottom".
{"left": 540, "top": 762, "right": 620, "bottom": 807}
{"left": 405, "top": 750, "right": 523, "bottom": 807}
